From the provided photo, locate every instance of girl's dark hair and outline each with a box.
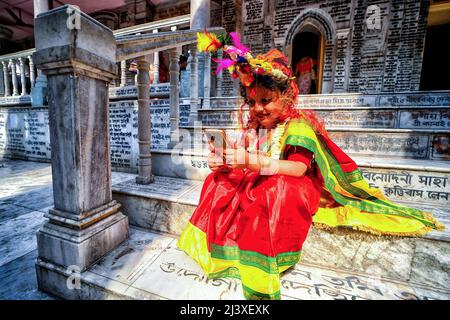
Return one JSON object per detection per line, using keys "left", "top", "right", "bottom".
{"left": 238, "top": 74, "right": 299, "bottom": 131}
{"left": 239, "top": 74, "right": 290, "bottom": 99}
{"left": 237, "top": 73, "right": 331, "bottom": 142}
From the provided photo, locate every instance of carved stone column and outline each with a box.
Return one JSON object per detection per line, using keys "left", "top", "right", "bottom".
{"left": 33, "top": 0, "right": 49, "bottom": 17}
{"left": 33, "top": 5, "right": 129, "bottom": 298}
{"left": 120, "top": 60, "right": 126, "bottom": 87}
{"left": 216, "top": 49, "right": 223, "bottom": 97}
{"left": 168, "top": 47, "right": 181, "bottom": 148}
{"left": 188, "top": 45, "right": 199, "bottom": 124}
{"left": 152, "top": 29, "right": 159, "bottom": 84}
{"left": 28, "top": 55, "right": 35, "bottom": 89}
{"left": 10, "top": 59, "right": 19, "bottom": 96}
{"left": 136, "top": 55, "right": 154, "bottom": 184}
{"left": 18, "top": 57, "right": 26, "bottom": 95}
{"left": 31, "top": 0, "right": 48, "bottom": 106}
{"left": 203, "top": 51, "right": 211, "bottom": 109}
{"left": 1, "top": 61, "right": 10, "bottom": 96}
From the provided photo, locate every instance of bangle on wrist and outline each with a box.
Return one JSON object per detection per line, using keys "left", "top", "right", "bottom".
{"left": 258, "top": 155, "right": 270, "bottom": 170}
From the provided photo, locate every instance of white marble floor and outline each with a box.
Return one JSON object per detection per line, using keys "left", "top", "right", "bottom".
{"left": 85, "top": 227, "right": 450, "bottom": 300}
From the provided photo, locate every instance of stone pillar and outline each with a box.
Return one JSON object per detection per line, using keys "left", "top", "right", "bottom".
{"left": 28, "top": 55, "right": 35, "bottom": 89}
{"left": 10, "top": 59, "right": 19, "bottom": 96}
{"left": 33, "top": 0, "right": 49, "bottom": 17}
{"left": 32, "top": 0, "right": 49, "bottom": 105}
{"left": 19, "top": 57, "right": 26, "bottom": 95}
{"left": 152, "top": 29, "right": 159, "bottom": 84}
{"left": 33, "top": 6, "right": 129, "bottom": 298}
{"left": 190, "top": 0, "right": 210, "bottom": 28}
{"left": 188, "top": 45, "right": 199, "bottom": 124}
{"left": 168, "top": 47, "right": 181, "bottom": 148}
{"left": 120, "top": 60, "right": 126, "bottom": 87}
{"left": 190, "top": 0, "right": 210, "bottom": 120}
{"left": 216, "top": 49, "right": 223, "bottom": 97}
{"left": 1, "top": 61, "right": 10, "bottom": 96}
{"left": 203, "top": 51, "right": 211, "bottom": 109}
{"left": 136, "top": 55, "right": 154, "bottom": 184}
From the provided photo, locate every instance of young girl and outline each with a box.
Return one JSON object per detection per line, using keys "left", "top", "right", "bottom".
{"left": 177, "top": 32, "right": 444, "bottom": 300}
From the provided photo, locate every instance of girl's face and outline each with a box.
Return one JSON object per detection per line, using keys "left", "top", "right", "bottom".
{"left": 245, "top": 85, "right": 285, "bottom": 129}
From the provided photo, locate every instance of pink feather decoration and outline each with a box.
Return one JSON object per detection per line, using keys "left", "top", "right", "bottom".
{"left": 212, "top": 58, "right": 236, "bottom": 75}
{"left": 229, "top": 32, "right": 250, "bottom": 54}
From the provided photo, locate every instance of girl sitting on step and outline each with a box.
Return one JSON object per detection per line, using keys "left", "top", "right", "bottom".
{"left": 177, "top": 31, "right": 444, "bottom": 300}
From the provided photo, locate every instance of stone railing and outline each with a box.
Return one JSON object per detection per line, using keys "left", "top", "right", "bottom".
{"left": 0, "top": 48, "right": 36, "bottom": 104}
{"left": 0, "top": 14, "right": 191, "bottom": 104}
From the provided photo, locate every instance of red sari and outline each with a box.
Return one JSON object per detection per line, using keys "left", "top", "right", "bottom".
{"left": 177, "top": 137, "right": 324, "bottom": 299}
{"left": 194, "top": 145, "right": 322, "bottom": 256}
{"left": 177, "top": 118, "right": 444, "bottom": 300}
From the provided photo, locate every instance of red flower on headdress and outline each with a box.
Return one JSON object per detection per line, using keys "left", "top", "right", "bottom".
{"left": 236, "top": 64, "right": 254, "bottom": 86}
{"left": 254, "top": 67, "right": 265, "bottom": 75}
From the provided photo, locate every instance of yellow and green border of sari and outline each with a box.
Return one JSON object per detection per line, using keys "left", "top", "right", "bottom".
{"left": 177, "top": 222, "right": 301, "bottom": 300}
{"left": 280, "top": 119, "right": 445, "bottom": 236}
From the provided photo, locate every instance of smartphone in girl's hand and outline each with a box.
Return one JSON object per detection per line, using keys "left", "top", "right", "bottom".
{"left": 203, "top": 129, "right": 231, "bottom": 153}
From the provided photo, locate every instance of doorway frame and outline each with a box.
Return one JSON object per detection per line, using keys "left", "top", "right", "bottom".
{"left": 288, "top": 28, "right": 325, "bottom": 94}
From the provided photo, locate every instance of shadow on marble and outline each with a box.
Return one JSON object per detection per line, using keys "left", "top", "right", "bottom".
{"left": 0, "top": 249, "right": 56, "bottom": 300}
{"left": 88, "top": 227, "right": 174, "bottom": 286}
{"left": 0, "top": 210, "right": 45, "bottom": 266}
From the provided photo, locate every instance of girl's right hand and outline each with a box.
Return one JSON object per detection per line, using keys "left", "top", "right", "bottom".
{"left": 207, "top": 142, "right": 228, "bottom": 172}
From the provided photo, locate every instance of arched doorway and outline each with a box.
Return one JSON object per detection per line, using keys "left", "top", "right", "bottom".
{"left": 420, "top": 1, "right": 450, "bottom": 91}
{"left": 291, "top": 31, "right": 324, "bottom": 94}
{"left": 285, "top": 8, "right": 336, "bottom": 94}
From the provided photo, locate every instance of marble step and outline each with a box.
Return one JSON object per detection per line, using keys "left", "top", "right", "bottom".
{"left": 187, "top": 111, "right": 450, "bottom": 133}
{"left": 198, "top": 93, "right": 450, "bottom": 131}
{"left": 110, "top": 173, "right": 450, "bottom": 291}
{"left": 178, "top": 126, "right": 448, "bottom": 162}
{"left": 149, "top": 148, "right": 450, "bottom": 208}
{"left": 111, "top": 173, "right": 450, "bottom": 242}
{"left": 208, "top": 91, "right": 450, "bottom": 109}
{"left": 36, "top": 226, "right": 450, "bottom": 300}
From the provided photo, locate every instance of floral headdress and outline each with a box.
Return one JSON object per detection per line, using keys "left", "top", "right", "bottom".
{"left": 197, "top": 31, "right": 296, "bottom": 87}
{"left": 197, "top": 30, "right": 330, "bottom": 141}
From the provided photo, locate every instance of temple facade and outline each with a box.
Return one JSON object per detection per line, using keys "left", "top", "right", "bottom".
{"left": 0, "top": 0, "right": 448, "bottom": 178}
{"left": 0, "top": 1, "right": 449, "bottom": 301}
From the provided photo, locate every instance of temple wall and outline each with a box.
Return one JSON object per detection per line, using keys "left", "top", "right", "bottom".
{"left": 228, "top": 0, "right": 431, "bottom": 94}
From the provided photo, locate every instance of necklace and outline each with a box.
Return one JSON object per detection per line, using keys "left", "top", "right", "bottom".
{"left": 246, "top": 118, "right": 290, "bottom": 159}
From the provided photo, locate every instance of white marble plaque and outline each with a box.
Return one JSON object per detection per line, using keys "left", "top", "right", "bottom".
{"left": 0, "top": 107, "right": 50, "bottom": 160}
{"left": 399, "top": 110, "right": 449, "bottom": 130}
{"left": 360, "top": 168, "right": 449, "bottom": 207}
{"left": 330, "top": 132, "right": 430, "bottom": 158}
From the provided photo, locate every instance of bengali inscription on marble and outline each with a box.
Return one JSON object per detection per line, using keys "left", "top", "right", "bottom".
{"left": 378, "top": 93, "right": 450, "bottom": 107}
{"left": 156, "top": 256, "right": 447, "bottom": 300}
{"left": 179, "top": 101, "right": 191, "bottom": 126}
{"left": 0, "top": 108, "right": 50, "bottom": 160}
{"left": 150, "top": 99, "right": 171, "bottom": 149}
{"left": 200, "top": 110, "right": 249, "bottom": 127}
{"left": 316, "top": 110, "right": 395, "bottom": 128}
{"left": 210, "top": 98, "right": 244, "bottom": 109}
{"left": 109, "top": 102, "right": 138, "bottom": 168}
{"left": 297, "top": 95, "right": 377, "bottom": 108}
{"left": 0, "top": 95, "right": 32, "bottom": 106}
{"left": 109, "top": 83, "right": 170, "bottom": 99}
{"left": 330, "top": 133, "right": 429, "bottom": 159}
{"left": 333, "top": 30, "right": 349, "bottom": 91}
{"left": 399, "top": 110, "right": 449, "bottom": 130}
{"left": 243, "top": 0, "right": 264, "bottom": 22}
{"left": 360, "top": 168, "right": 449, "bottom": 207}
